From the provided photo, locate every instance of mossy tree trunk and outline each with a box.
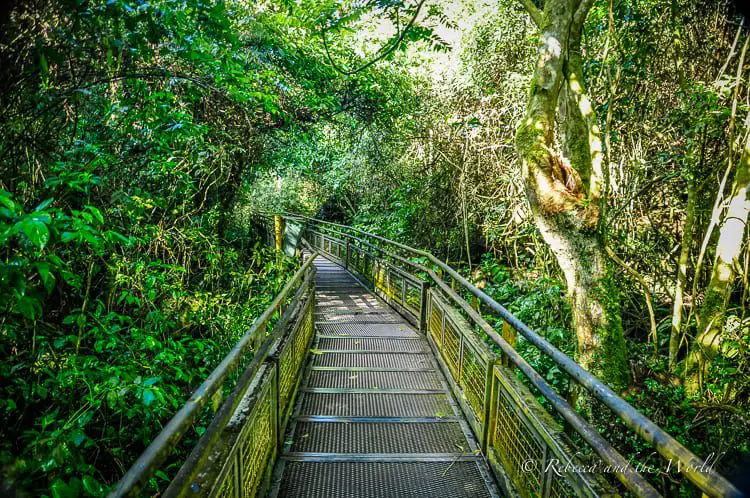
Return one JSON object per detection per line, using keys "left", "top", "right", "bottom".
{"left": 687, "top": 130, "right": 750, "bottom": 391}
{"left": 515, "top": 0, "right": 629, "bottom": 390}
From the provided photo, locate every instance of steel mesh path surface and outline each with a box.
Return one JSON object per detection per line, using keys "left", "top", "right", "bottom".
{"left": 270, "top": 256, "right": 499, "bottom": 498}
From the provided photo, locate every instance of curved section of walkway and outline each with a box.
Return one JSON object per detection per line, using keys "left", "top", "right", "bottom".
{"left": 270, "top": 256, "right": 499, "bottom": 498}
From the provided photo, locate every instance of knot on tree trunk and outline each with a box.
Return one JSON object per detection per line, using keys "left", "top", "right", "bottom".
{"left": 550, "top": 152, "right": 584, "bottom": 195}
{"left": 527, "top": 152, "right": 600, "bottom": 231}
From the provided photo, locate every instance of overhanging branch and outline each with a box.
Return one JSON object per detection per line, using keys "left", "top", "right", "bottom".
{"left": 321, "top": 0, "right": 427, "bottom": 76}
{"left": 519, "top": 0, "right": 544, "bottom": 27}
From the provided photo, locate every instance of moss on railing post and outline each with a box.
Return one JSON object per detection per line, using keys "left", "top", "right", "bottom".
{"left": 274, "top": 215, "right": 285, "bottom": 252}
{"left": 501, "top": 321, "right": 516, "bottom": 368}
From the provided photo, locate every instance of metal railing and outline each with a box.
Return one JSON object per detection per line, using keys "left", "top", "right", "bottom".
{"left": 306, "top": 229, "right": 427, "bottom": 328}
{"left": 109, "top": 246, "right": 317, "bottom": 498}
{"left": 276, "top": 213, "right": 741, "bottom": 498}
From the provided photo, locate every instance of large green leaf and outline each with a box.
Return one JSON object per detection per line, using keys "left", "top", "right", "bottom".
{"left": 19, "top": 215, "right": 50, "bottom": 249}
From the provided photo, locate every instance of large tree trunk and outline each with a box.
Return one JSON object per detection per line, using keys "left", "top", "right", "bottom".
{"left": 515, "top": 0, "right": 629, "bottom": 390}
{"left": 687, "top": 130, "right": 750, "bottom": 391}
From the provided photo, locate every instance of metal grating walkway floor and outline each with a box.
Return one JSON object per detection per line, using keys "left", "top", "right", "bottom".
{"left": 270, "top": 256, "right": 499, "bottom": 498}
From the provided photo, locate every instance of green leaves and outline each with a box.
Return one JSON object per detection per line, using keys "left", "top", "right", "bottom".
{"left": 0, "top": 190, "right": 22, "bottom": 215}
{"left": 50, "top": 478, "right": 80, "bottom": 498}
{"left": 82, "top": 475, "right": 103, "bottom": 496}
{"left": 36, "top": 262, "right": 57, "bottom": 294}
{"left": 19, "top": 215, "right": 51, "bottom": 249}
{"left": 0, "top": 193, "right": 53, "bottom": 250}
{"left": 49, "top": 474, "right": 102, "bottom": 498}
{"left": 35, "top": 198, "right": 54, "bottom": 211}
{"left": 143, "top": 377, "right": 161, "bottom": 387}
{"left": 141, "top": 389, "right": 157, "bottom": 406}
{"left": 16, "top": 295, "right": 43, "bottom": 320}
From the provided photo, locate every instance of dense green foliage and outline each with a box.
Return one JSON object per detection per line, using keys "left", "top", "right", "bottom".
{"left": 2, "top": 0, "right": 749, "bottom": 495}
{"left": 0, "top": 0, "right": 428, "bottom": 494}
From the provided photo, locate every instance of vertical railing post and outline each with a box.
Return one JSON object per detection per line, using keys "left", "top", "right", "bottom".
{"left": 384, "top": 266, "right": 390, "bottom": 299}
{"left": 540, "top": 446, "right": 552, "bottom": 497}
{"left": 485, "top": 368, "right": 499, "bottom": 481}
{"left": 232, "top": 450, "right": 240, "bottom": 498}
{"left": 440, "top": 307, "right": 447, "bottom": 353}
{"left": 501, "top": 321, "right": 516, "bottom": 368}
{"left": 481, "top": 357, "right": 495, "bottom": 454}
{"left": 401, "top": 278, "right": 407, "bottom": 308}
{"left": 274, "top": 215, "right": 285, "bottom": 252}
{"left": 345, "top": 239, "right": 351, "bottom": 269}
{"left": 418, "top": 283, "right": 429, "bottom": 334}
{"left": 253, "top": 317, "right": 265, "bottom": 350}
{"left": 272, "top": 351, "right": 283, "bottom": 449}
{"left": 375, "top": 260, "right": 382, "bottom": 295}
{"left": 271, "top": 368, "right": 280, "bottom": 496}
{"left": 457, "top": 332, "right": 465, "bottom": 384}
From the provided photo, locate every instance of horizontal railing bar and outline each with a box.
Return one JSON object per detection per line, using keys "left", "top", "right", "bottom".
{"left": 281, "top": 213, "right": 742, "bottom": 498}
{"left": 109, "top": 252, "right": 319, "bottom": 498}
{"left": 338, "top": 232, "right": 424, "bottom": 274}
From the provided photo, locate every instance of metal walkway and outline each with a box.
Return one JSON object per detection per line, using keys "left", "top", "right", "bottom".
{"left": 111, "top": 217, "right": 742, "bottom": 498}
{"left": 270, "top": 256, "right": 498, "bottom": 498}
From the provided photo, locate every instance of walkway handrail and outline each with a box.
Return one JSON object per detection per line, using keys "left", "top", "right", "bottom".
{"left": 269, "top": 212, "right": 741, "bottom": 498}
{"left": 109, "top": 252, "right": 319, "bottom": 498}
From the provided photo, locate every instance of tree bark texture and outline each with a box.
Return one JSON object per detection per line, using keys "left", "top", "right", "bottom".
{"left": 515, "top": 0, "right": 629, "bottom": 390}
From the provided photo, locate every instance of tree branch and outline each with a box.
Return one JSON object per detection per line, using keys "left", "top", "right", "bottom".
{"left": 519, "top": 0, "right": 544, "bottom": 27}
{"left": 605, "top": 245, "right": 658, "bottom": 352}
{"left": 322, "top": 0, "right": 427, "bottom": 76}
{"left": 691, "top": 402, "right": 750, "bottom": 427}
